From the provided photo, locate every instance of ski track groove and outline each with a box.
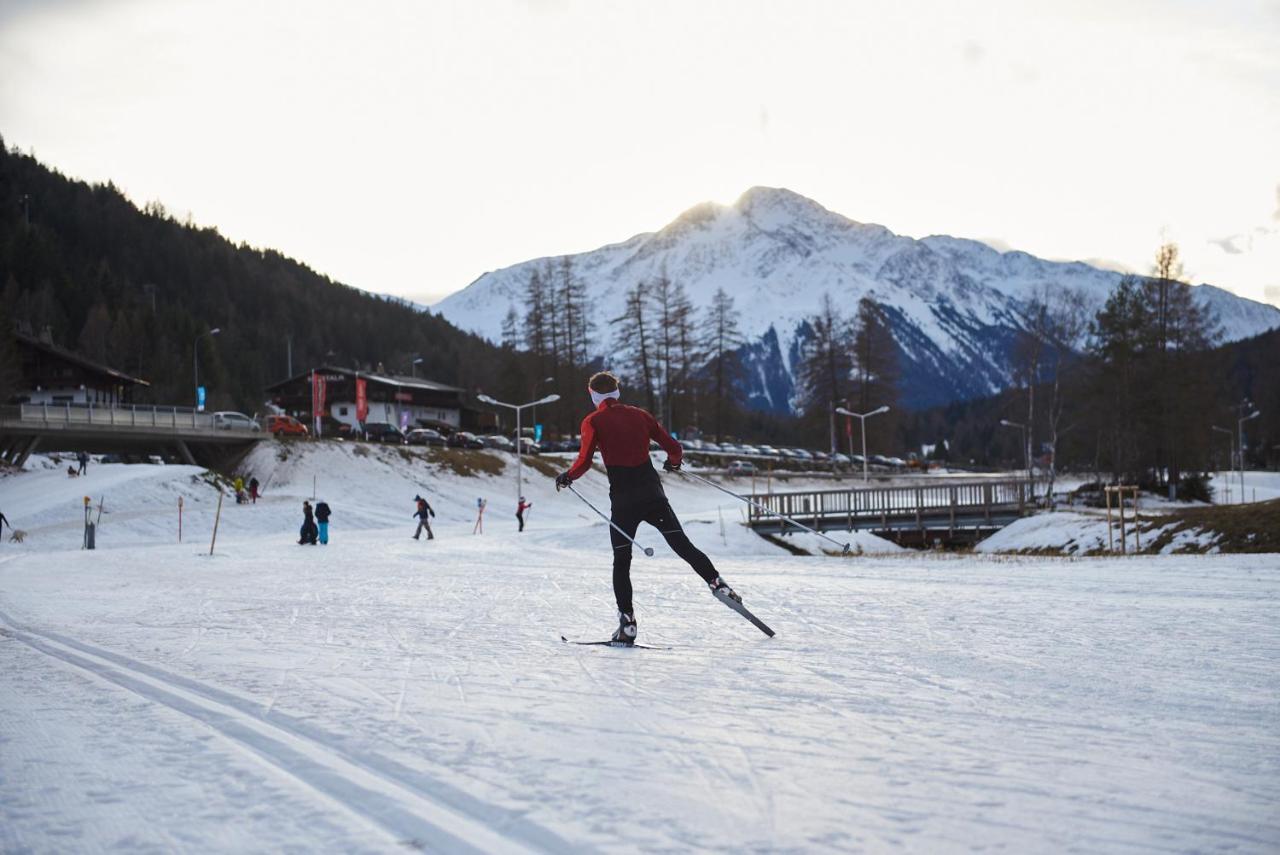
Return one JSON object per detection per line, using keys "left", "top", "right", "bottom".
{"left": 0, "top": 607, "right": 582, "bottom": 855}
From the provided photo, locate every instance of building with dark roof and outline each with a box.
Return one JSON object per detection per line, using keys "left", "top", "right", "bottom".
{"left": 265, "top": 366, "right": 493, "bottom": 433}
{"left": 10, "top": 330, "right": 150, "bottom": 406}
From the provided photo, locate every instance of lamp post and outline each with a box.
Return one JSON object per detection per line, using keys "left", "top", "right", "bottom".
{"left": 476, "top": 392, "right": 561, "bottom": 527}
{"left": 1238, "top": 408, "right": 1260, "bottom": 502}
{"left": 835, "top": 405, "right": 890, "bottom": 483}
{"left": 194, "top": 327, "right": 221, "bottom": 410}
{"left": 1211, "top": 425, "right": 1235, "bottom": 504}
{"left": 999, "top": 418, "right": 1030, "bottom": 481}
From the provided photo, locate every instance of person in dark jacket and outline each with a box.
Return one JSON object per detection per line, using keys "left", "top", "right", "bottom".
{"left": 413, "top": 495, "right": 435, "bottom": 540}
{"left": 77, "top": 451, "right": 89, "bottom": 475}
{"left": 555, "top": 371, "right": 739, "bottom": 645}
{"left": 249, "top": 476, "right": 260, "bottom": 504}
{"left": 516, "top": 496, "right": 531, "bottom": 532}
{"left": 299, "top": 500, "right": 318, "bottom": 545}
{"left": 315, "top": 500, "right": 331, "bottom": 544}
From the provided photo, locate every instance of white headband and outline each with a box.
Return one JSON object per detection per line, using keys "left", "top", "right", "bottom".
{"left": 590, "top": 388, "right": 621, "bottom": 407}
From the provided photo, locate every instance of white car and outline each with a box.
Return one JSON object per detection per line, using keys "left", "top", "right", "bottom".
{"left": 727, "top": 461, "right": 756, "bottom": 475}
{"left": 212, "top": 411, "right": 260, "bottom": 431}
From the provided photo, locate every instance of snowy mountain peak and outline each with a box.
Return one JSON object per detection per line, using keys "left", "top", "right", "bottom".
{"left": 434, "top": 188, "right": 1280, "bottom": 410}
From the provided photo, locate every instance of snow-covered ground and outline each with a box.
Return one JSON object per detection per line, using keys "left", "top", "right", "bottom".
{"left": 2, "top": 447, "right": 1278, "bottom": 852}
{"left": 1211, "top": 470, "right": 1280, "bottom": 505}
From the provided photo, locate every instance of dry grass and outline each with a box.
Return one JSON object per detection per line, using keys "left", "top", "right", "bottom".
{"left": 424, "top": 447, "right": 507, "bottom": 478}
{"left": 1137, "top": 499, "right": 1280, "bottom": 554}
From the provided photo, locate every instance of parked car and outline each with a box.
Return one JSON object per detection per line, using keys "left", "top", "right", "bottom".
{"left": 831, "top": 452, "right": 851, "bottom": 465}
{"left": 517, "top": 437, "right": 542, "bottom": 454}
{"left": 727, "top": 461, "right": 756, "bottom": 475}
{"left": 363, "top": 423, "right": 406, "bottom": 444}
{"left": 448, "top": 431, "right": 485, "bottom": 450}
{"left": 757, "top": 445, "right": 781, "bottom": 457}
{"left": 405, "top": 428, "right": 446, "bottom": 446}
{"left": 265, "top": 414, "right": 308, "bottom": 436}
{"left": 481, "top": 434, "right": 515, "bottom": 452}
{"left": 212, "top": 411, "right": 260, "bottom": 431}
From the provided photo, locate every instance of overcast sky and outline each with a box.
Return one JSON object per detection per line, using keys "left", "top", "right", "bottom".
{"left": 2, "top": 0, "right": 1278, "bottom": 308}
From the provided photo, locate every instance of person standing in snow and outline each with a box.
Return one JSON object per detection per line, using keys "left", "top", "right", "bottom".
{"left": 516, "top": 496, "right": 531, "bottom": 532}
{"left": 249, "top": 476, "right": 260, "bottom": 504}
{"left": 315, "top": 500, "right": 331, "bottom": 544}
{"left": 233, "top": 475, "right": 246, "bottom": 504}
{"left": 77, "top": 451, "right": 89, "bottom": 475}
{"left": 554, "top": 371, "right": 740, "bottom": 646}
{"left": 473, "top": 497, "right": 486, "bottom": 534}
{"left": 412, "top": 495, "right": 435, "bottom": 540}
{"left": 299, "top": 500, "right": 318, "bottom": 545}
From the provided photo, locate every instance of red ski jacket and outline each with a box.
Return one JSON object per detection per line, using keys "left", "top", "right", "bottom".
{"left": 565, "top": 399, "right": 682, "bottom": 481}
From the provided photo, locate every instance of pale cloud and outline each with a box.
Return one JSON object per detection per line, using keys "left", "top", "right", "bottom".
{"left": 1211, "top": 235, "right": 1246, "bottom": 255}
{"left": 1265, "top": 285, "right": 1280, "bottom": 304}
{"left": 0, "top": 0, "right": 1277, "bottom": 311}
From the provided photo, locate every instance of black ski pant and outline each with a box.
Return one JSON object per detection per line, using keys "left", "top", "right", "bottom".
{"left": 610, "top": 499, "right": 718, "bottom": 616}
{"left": 517, "top": 511, "right": 525, "bottom": 532}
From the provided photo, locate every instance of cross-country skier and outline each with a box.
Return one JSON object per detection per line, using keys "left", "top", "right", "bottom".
{"left": 413, "top": 495, "right": 435, "bottom": 540}
{"left": 315, "top": 500, "right": 331, "bottom": 544}
{"left": 516, "top": 496, "right": 531, "bottom": 532}
{"left": 554, "top": 371, "right": 739, "bottom": 645}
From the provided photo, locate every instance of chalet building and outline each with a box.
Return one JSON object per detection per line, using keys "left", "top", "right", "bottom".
{"left": 9, "top": 330, "right": 150, "bottom": 406}
{"left": 265, "top": 366, "right": 493, "bottom": 433}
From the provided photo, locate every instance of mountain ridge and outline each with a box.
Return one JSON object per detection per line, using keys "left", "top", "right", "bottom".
{"left": 435, "top": 187, "right": 1280, "bottom": 410}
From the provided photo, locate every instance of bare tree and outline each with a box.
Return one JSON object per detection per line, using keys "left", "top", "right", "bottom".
{"left": 795, "top": 293, "right": 853, "bottom": 453}
{"left": 701, "top": 287, "right": 742, "bottom": 443}
{"left": 612, "top": 280, "right": 658, "bottom": 412}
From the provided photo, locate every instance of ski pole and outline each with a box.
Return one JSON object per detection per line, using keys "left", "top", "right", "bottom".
{"left": 566, "top": 484, "right": 654, "bottom": 557}
{"left": 676, "top": 469, "right": 851, "bottom": 553}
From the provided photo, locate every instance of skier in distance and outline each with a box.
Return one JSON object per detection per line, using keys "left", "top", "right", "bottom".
{"left": 555, "top": 371, "right": 739, "bottom": 645}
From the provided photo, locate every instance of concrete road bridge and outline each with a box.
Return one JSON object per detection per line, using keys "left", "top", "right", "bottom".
{"left": 0, "top": 403, "right": 266, "bottom": 470}
{"left": 746, "top": 479, "right": 1040, "bottom": 548}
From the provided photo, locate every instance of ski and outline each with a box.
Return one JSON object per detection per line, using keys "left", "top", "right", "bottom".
{"left": 712, "top": 589, "right": 775, "bottom": 637}
{"left": 560, "top": 635, "right": 671, "bottom": 650}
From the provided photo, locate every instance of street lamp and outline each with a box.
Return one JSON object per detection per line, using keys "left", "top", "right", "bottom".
{"left": 410, "top": 356, "right": 424, "bottom": 378}
{"left": 194, "top": 327, "right": 221, "bottom": 410}
{"left": 476, "top": 392, "right": 561, "bottom": 528}
{"left": 1211, "top": 425, "right": 1235, "bottom": 504}
{"left": 999, "top": 419, "right": 1030, "bottom": 481}
{"left": 835, "top": 405, "right": 890, "bottom": 483}
{"left": 1238, "top": 409, "right": 1260, "bottom": 502}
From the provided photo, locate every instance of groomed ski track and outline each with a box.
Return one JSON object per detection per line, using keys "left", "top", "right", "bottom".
{"left": 0, "top": 604, "right": 572, "bottom": 854}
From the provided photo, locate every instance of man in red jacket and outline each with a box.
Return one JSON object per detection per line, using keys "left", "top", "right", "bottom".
{"left": 556, "top": 371, "right": 739, "bottom": 645}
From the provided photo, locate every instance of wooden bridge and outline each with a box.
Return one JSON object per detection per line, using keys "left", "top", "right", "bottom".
{"left": 746, "top": 479, "right": 1038, "bottom": 547}
{"left": 0, "top": 403, "right": 266, "bottom": 469}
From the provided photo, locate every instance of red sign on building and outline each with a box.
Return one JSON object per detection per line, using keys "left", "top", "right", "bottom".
{"left": 355, "top": 377, "right": 368, "bottom": 422}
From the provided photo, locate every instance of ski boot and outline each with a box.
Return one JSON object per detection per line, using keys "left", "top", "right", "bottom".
{"left": 708, "top": 576, "right": 742, "bottom": 604}
{"left": 611, "top": 612, "right": 638, "bottom": 646}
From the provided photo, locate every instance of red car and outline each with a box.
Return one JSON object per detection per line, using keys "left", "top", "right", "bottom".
{"left": 266, "top": 414, "right": 309, "bottom": 436}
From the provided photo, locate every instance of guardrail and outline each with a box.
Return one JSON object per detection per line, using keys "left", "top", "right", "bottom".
{"left": 13, "top": 402, "right": 259, "bottom": 432}
{"left": 747, "top": 479, "right": 1038, "bottom": 534}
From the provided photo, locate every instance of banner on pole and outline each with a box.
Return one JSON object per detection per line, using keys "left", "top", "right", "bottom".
{"left": 355, "top": 377, "right": 368, "bottom": 423}
{"left": 534, "top": 423, "right": 543, "bottom": 442}
{"left": 197, "top": 386, "right": 206, "bottom": 412}
{"left": 311, "top": 371, "right": 327, "bottom": 436}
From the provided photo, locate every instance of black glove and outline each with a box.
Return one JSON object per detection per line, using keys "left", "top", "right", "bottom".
{"left": 555, "top": 472, "right": 573, "bottom": 491}
{"left": 663, "top": 459, "right": 681, "bottom": 472}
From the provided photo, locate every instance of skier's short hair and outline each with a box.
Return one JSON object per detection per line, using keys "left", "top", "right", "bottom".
{"left": 588, "top": 372, "right": 620, "bottom": 393}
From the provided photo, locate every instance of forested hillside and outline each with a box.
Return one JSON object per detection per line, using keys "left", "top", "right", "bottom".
{"left": 0, "top": 137, "right": 505, "bottom": 412}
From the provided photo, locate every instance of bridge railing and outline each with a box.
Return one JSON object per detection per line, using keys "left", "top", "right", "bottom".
{"left": 15, "top": 402, "right": 257, "bottom": 433}
{"left": 747, "top": 479, "right": 1036, "bottom": 531}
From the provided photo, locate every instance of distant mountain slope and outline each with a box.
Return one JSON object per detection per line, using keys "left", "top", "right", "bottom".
{"left": 436, "top": 187, "right": 1280, "bottom": 410}
{"left": 0, "top": 139, "right": 503, "bottom": 411}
